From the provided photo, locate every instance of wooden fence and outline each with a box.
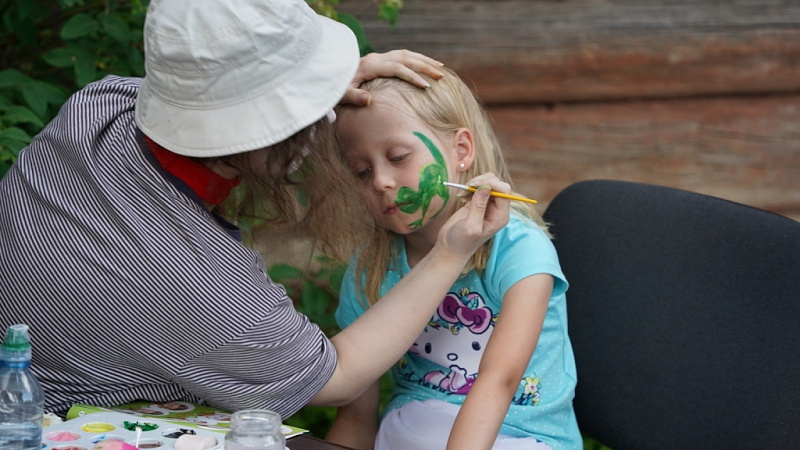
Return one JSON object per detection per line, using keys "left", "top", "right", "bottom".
{"left": 339, "top": 0, "right": 800, "bottom": 221}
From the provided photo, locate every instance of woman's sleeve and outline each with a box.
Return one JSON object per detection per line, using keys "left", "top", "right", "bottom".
{"left": 174, "top": 296, "right": 337, "bottom": 419}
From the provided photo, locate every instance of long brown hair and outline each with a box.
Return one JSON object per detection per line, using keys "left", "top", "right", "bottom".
{"left": 216, "top": 116, "right": 371, "bottom": 260}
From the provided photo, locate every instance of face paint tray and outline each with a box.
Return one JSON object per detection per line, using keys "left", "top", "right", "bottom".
{"left": 42, "top": 411, "right": 226, "bottom": 449}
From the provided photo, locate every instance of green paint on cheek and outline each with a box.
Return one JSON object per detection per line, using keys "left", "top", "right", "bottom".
{"left": 394, "top": 132, "right": 451, "bottom": 230}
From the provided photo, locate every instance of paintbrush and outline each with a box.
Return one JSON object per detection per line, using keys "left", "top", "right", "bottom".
{"left": 443, "top": 181, "right": 538, "bottom": 204}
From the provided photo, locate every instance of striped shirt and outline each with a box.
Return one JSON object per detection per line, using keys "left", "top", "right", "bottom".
{"left": 0, "top": 76, "right": 337, "bottom": 418}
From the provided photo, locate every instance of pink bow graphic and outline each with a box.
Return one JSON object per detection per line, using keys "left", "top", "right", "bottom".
{"left": 437, "top": 293, "right": 492, "bottom": 334}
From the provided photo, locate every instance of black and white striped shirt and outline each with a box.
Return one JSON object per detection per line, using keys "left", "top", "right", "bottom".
{"left": 0, "top": 76, "right": 337, "bottom": 418}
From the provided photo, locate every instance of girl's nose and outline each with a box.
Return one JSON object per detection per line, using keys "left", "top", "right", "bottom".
{"left": 372, "top": 167, "right": 395, "bottom": 193}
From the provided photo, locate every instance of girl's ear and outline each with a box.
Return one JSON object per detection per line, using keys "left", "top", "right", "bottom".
{"left": 454, "top": 127, "right": 475, "bottom": 172}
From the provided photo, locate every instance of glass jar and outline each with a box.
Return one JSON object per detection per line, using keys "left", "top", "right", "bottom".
{"left": 224, "top": 409, "right": 285, "bottom": 450}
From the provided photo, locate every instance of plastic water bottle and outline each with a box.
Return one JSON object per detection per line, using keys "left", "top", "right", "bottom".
{"left": 224, "top": 409, "right": 285, "bottom": 449}
{"left": 0, "top": 324, "right": 46, "bottom": 450}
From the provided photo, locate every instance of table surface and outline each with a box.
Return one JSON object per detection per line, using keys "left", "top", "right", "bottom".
{"left": 287, "top": 434, "right": 356, "bottom": 450}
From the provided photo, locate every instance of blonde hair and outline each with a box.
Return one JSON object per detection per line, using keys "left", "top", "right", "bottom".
{"left": 337, "top": 68, "right": 549, "bottom": 306}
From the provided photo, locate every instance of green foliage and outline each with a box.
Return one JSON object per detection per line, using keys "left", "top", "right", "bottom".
{"left": 338, "top": 12, "right": 375, "bottom": 56}
{"left": 268, "top": 255, "right": 346, "bottom": 337}
{"left": 378, "top": 0, "right": 404, "bottom": 26}
{"left": 0, "top": 0, "right": 148, "bottom": 177}
{"left": 583, "top": 434, "right": 614, "bottom": 450}
{"left": 307, "top": 0, "right": 412, "bottom": 57}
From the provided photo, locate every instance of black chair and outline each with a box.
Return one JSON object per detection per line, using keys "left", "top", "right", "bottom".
{"left": 543, "top": 180, "right": 800, "bottom": 450}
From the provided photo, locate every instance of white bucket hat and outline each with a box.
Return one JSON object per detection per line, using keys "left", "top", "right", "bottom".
{"left": 134, "top": 0, "right": 359, "bottom": 157}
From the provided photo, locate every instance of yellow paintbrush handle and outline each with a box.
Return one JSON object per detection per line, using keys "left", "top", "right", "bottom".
{"left": 463, "top": 185, "right": 538, "bottom": 204}
{"left": 487, "top": 190, "right": 538, "bottom": 204}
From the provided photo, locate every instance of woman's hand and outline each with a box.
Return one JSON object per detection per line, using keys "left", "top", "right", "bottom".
{"left": 340, "top": 49, "right": 445, "bottom": 106}
{"left": 437, "top": 173, "right": 511, "bottom": 261}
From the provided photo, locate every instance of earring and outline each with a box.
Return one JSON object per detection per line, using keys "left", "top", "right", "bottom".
{"left": 459, "top": 163, "right": 465, "bottom": 169}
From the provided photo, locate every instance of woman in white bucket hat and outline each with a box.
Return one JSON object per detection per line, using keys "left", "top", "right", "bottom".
{"left": 0, "top": 0, "right": 510, "bottom": 421}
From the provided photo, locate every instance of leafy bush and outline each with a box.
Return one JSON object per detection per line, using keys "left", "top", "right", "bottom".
{"left": 0, "top": 0, "right": 148, "bottom": 177}
{"left": 268, "top": 255, "right": 346, "bottom": 338}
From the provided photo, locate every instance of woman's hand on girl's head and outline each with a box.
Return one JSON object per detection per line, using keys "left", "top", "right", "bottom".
{"left": 341, "top": 49, "right": 445, "bottom": 106}
{"left": 437, "top": 173, "right": 511, "bottom": 261}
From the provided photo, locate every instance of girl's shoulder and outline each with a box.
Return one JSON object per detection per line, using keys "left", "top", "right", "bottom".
{"left": 496, "top": 211, "right": 551, "bottom": 244}
{"left": 487, "top": 211, "right": 568, "bottom": 296}
{"left": 490, "top": 211, "right": 562, "bottom": 273}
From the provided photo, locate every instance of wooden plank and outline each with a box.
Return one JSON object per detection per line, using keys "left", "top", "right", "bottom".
{"left": 339, "top": 0, "right": 800, "bottom": 103}
{"left": 490, "top": 94, "right": 800, "bottom": 221}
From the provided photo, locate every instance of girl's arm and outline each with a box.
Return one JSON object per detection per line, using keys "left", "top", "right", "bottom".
{"left": 325, "top": 379, "right": 382, "bottom": 450}
{"left": 446, "top": 273, "right": 554, "bottom": 450}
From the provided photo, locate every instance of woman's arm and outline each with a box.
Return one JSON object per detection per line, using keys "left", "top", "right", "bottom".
{"left": 325, "top": 379, "right": 381, "bottom": 450}
{"left": 446, "top": 273, "right": 554, "bottom": 450}
{"left": 310, "top": 177, "right": 510, "bottom": 406}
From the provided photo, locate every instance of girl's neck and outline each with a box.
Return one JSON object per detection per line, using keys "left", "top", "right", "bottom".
{"left": 404, "top": 236, "right": 435, "bottom": 268}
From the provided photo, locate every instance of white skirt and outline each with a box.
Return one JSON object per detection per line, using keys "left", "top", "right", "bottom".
{"left": 375, "top": 399, "right": 552, "bottom": 450}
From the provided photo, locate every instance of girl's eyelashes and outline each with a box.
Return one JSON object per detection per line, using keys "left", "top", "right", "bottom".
{"left": 348, "top": 150, "right": 410, "bottom": 182}
{"left": 354, "top": 166, "right": 372, "bottom": 180}
{"left": 344, "top": 156, "right": 371, "bottom": 180}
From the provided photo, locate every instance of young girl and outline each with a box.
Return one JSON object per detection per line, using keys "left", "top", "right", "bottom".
{"left": 326, "top": 68, "right": 582, "bottom": 449}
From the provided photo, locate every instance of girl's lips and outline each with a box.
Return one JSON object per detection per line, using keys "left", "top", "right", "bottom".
{"left": 385, "top": 202, "right": 409, "bottom": 215}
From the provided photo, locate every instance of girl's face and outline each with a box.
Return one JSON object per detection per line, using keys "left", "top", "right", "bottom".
{"left": 338, "top": 93, "right": 457, "bottom": 237}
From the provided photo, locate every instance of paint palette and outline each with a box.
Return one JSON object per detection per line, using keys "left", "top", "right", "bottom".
{"left": 41, "top": 411, "right": 226, "bottom": 449}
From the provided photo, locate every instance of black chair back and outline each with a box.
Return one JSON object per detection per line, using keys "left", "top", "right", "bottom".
{"left": 543, "top": 180, "right": 800, "bottom": 449}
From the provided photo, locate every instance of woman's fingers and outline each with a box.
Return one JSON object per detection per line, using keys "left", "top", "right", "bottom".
{"left": 464, "top": 176, "right": 511, "bottom": 232}
{"left": 438, "top": 174, "right": 510, "bottom": 258}
{"left": 468, "top": 183, "right": 510, "bottom": 238}
{"left": 466, "top": 175, "right": 511, "bottom": 194}
{"left": 340, "top": 50, "right": 445, "bottom": 106}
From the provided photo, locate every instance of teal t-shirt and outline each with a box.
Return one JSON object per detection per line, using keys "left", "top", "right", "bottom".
{"left": 335, "top": 214, "right": 582, "bottom": 449}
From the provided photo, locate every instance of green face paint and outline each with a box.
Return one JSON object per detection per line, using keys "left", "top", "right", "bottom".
{"left": 394, "top": 132, "right": 451, "bottom": 230}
